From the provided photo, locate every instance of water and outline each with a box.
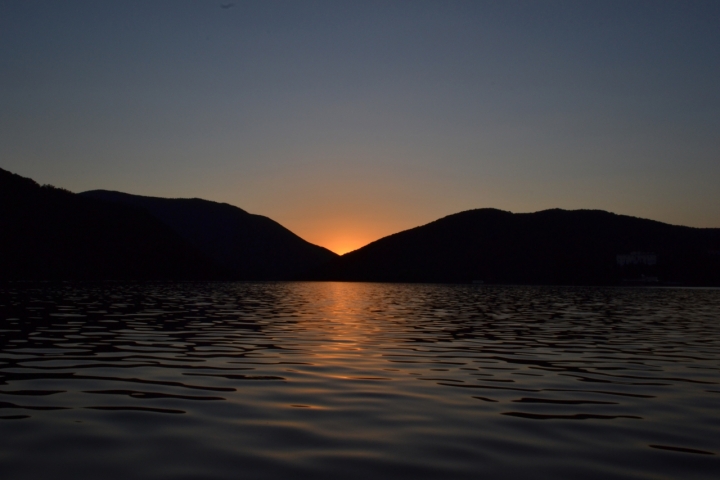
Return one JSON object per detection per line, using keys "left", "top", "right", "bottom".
{"left": 0, "top": 282, "right": 718, "bottom": 479}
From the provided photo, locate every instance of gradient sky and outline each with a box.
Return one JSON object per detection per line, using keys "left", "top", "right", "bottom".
{"left": 2, "top": 0, "right": 719, "bottom": 254}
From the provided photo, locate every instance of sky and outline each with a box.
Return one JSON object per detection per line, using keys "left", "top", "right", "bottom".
{"left": 1, "top": 0, "right": 719, "bottom": 254}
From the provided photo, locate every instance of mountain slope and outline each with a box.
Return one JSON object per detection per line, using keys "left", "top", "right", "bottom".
{"left": 0, "top": 168, "right": 217, "bottom": 280}
{"left": 80, "top": 190, "right": 338, "bottom": 280}
{"left": 315, "top": 208, "right": 720, "bottom": 285}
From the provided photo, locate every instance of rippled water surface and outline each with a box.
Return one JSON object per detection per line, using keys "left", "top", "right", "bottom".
{"left": 0, "top": 282, "right": 719, "bottom": 479}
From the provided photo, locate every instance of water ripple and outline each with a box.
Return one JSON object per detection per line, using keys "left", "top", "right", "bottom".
{"left": 0, "top": 283, "right": 719, "bottom": 479}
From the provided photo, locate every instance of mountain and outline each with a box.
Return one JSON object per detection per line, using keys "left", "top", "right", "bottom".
{"left": 0, "top": 168, "right": 217, "bottom": 281}
{"left": 314, "top": 208, "right": 720, "bottom": 285}
{"left": 5, "top": 167, "right": 717, "bottom": 285}
{"left": 80, "top": 190, "right": 337, "bottom": 280}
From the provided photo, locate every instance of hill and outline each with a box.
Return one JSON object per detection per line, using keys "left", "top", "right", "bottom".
{"left": 0, "top": 168, "right": 217, "bottom": 281}
{"left": 314, "top": 208, "right": 720, "bottom": 285}
{"left": 80, "top": 190, "right": 337, "bottom": 280}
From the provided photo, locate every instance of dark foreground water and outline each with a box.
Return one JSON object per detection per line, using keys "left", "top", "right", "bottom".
{"left": 0, "top": 282, "right": 718, "bottom": 479}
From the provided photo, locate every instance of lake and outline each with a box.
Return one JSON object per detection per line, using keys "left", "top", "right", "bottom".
{"left": 0, "top": 282, "right": 718, "bottom": 479}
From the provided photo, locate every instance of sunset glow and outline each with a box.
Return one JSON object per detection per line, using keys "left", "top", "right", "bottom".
{"left": 323, "top": 239, "right": 365, "bottom": 256}
{"left": 1, "top": 2, "right": 719, "bottom": 478}
{"left": 309, "top": 229, "right": 381, "bottom": 255}
{"left": 2, "top": 1, "right": 719, "bottom": 246}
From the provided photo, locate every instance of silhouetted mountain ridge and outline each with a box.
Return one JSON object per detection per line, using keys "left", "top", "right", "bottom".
{"left": 1, "top": 168, "right": 336, "bottom": 281}
{"left": 3, "top": 167, "right": 718, "bottom": 285}
{"left": 315, "top": 208, "right": 720, "bottom": 285}
{"left": 80, "top": 190, "right": 337, "bottom": 280}
{"left": 0, "top": 168, "right": 217, "bottom": 280}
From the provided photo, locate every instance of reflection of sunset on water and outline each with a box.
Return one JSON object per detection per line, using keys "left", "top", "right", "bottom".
{"left": 1, "top": 282, "right": 718, "bottom": 478}
{"left": 291, "top": 282, "right": 385, "bottom": 367}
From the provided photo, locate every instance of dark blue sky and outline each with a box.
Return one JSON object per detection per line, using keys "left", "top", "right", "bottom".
{"left": 2, "top": 0, "right": 718, "bottom": 253}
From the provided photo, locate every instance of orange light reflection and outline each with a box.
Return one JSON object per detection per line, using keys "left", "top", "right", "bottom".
{"left": 300, "top": 283, "right": 386, "bottom": 366}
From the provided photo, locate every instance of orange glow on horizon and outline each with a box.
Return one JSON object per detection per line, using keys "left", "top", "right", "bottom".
{"left": 287, "top": 211, "right": 428, "bottom": 256}
{"left": 300, "top": 226, "right": 388, "bottom": 255}
{"left": 296, "top": 221, "right": 390, "bottom": 256}
{"left": 322, "top": 237, "right": 369, "bottom": 255}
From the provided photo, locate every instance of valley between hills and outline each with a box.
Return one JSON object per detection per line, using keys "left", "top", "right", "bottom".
{"left": 2, "top": 167, "right": 719, "bottom": 285}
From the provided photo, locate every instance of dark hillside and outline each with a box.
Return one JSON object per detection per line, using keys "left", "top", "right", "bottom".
{"left": 315, "top": 208, "right": 720, "bottom": 285}
{"left": 0, "top": 168, "right": 217, "bottom": 281}
{"left": 81, "top": 190, "right": 337, "bottom": 280}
